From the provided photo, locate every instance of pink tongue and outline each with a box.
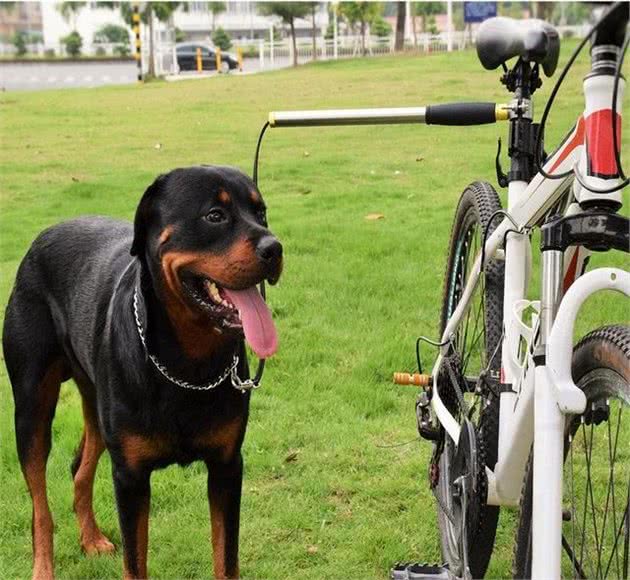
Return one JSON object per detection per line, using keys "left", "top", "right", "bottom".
{"left": 223, "top": 287, "right": 278, "bottom": 358}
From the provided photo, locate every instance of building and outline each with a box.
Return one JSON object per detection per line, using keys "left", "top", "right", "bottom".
{"left": 38, "top": 1, "right": 329, "bottom": 56}
{"left": 0, "top": 2, "right": 42, "bottom": 43}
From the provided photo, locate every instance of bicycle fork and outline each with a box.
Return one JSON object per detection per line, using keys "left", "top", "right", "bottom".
{"left": 531, "top": 212, "right": 630, "bottom": 579}
{"left": 531, "top": 246, "right": 564, "bottom": 578}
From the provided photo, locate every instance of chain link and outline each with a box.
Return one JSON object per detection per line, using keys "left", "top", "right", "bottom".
{"left": 133, "top": 287, "right": 260, "bottom": 392}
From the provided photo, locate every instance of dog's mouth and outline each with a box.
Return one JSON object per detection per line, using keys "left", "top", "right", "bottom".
{"left": 181, "top": 274, "right": 278, "bottom": 359}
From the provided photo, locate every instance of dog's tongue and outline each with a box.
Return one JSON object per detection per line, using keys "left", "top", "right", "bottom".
{"left": 223, "top": 287, "right": 278, "bottom": 359}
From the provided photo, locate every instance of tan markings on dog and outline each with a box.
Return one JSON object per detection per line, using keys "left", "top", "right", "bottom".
{"left": 120, "top": 433, "right": 172, "bottom": 472}
{"left": 250, "top": 190, "right": 260, "bottom": 203}
{"left": 22, "top": 360, "right": 65, "bottom": 580}
{"left": 123, "top": 495, "right": 150, "bottom": 580}
{"left": 194, "top": 417, "right": 245, "bottom": 462}
{"left": 218, "top": 190, "right": 231, "bottom": 204}
{"left": 160, "top": 239, "right": 261, "bottom": 359}
{"left": 73, "top": 399, "right": 114, "bottom": 555}
{"left": 210, "top": 512, "right": 228, "bottom": 579}
{"left": 158, "top": 225, "right": 173, "bottom": 245}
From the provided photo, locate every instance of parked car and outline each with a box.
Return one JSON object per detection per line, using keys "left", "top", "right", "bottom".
{"left": 175, "top": 42, "right": 238, "bottom": 73}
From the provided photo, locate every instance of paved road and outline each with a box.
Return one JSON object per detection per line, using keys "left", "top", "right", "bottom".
{"left": 1, "top": 61, "right": 139, "bottom": 91}
{"left": 1, "top": 58, "right": 291, "bottom": 91}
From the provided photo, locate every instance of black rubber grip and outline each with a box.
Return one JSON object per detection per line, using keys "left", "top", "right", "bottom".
{"left": 425, "top": 102, "right": 498, "bottom": 126}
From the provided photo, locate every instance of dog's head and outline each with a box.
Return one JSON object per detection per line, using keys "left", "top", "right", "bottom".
{"left": 131, "top": 166, "right": 282, "bottom": 358}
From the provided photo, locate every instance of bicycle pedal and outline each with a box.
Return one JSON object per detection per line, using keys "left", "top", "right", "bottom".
{"left": 390, "top": 562, "right": 458, "bottom": 580}
{"left": 393, "top": 372, "right": 432, "bottom": 387}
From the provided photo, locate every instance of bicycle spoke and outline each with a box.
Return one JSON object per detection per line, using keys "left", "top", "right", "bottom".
{"left": 579, "top": 419, "right": 591, "bottom": 576}
{"left": 603, "top": 479, "right": 629, "bottom": 579}
{"left": 563, "top": 534, "right": 588, "bottom": 579}
{"left": 570, "top": 433, "right": 578, "bottom": 579}
{"left": 585, "top": 419, "right": 602, "bottom": 578}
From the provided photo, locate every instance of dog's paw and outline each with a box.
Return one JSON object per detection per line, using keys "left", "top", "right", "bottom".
{"left": 82, "top": 532, "right": 115, "bottom": 556}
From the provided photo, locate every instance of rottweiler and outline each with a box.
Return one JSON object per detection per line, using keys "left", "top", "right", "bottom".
{"left": 3, "top": 166, "right": 283, "bottom": 580}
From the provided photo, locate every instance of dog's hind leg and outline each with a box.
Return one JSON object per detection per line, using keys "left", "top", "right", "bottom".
{"left": 4, "top": 298, "right": 69, "bottom": 580}
{"left": 71, "top": 395, "right": 115, "bottom": 555}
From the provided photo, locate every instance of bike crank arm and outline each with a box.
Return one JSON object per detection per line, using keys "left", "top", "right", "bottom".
{"left": 268, "top": 102, "right": 510, "bottom": 128}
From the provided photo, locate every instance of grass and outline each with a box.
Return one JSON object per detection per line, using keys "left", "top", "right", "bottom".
{"left": 1, "top": 46, "right": 628, "bottom": 580}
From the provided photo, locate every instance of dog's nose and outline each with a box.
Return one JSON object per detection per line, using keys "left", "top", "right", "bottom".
{"left": 255, "top": 236, "right": 283, "bottom": 264}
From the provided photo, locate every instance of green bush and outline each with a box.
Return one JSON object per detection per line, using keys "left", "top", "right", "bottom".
{"left": 212, "top": 27, "right": 232, "bottom": 51}
{"left": 95, "top": 46, "right": 106, "bottom": 56}
{"left": 371, "top": 16, "right": 392, "bottom": 38}
{"left": 93, "top": 23, "right": 129, "bottom": 45}
{"left": 13, "top": 31, "right": 28, "bottom": 57}
{"left": 61, "top": 31, "right": 83, "bottom": 57}
{"left": 44, "top": 48, "right": 56, "bottom": 58}
{"left": 114, "top": 43, "right": 130, "bottom": 57}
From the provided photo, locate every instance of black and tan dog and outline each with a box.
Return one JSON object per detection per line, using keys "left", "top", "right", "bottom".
{"left": 3, "top": 166, "right": 283, "bottom": 579}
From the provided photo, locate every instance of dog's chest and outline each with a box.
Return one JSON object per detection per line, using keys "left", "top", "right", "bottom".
{"left": 119, "top": 413, "right": 245, "bottom": 469}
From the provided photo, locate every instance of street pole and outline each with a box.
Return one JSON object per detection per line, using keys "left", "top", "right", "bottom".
{"left": 446, "top": 0, "right": 453, "bottom": 52}
{"left": 133, "top": 3, "right": 142, "bottom": 82}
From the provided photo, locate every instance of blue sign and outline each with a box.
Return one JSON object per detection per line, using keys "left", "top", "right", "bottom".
{"left": 464, "top": 2, "right": 497, "bottom": 23}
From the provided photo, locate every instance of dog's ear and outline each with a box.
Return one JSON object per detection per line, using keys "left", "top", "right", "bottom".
{"left": 130, "top": 174, "right": 167, "bottom": 257}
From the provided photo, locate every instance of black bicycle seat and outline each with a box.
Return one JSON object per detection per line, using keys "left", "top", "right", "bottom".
{"left": 476, "top": 17, "right": 560, "bottom": 77}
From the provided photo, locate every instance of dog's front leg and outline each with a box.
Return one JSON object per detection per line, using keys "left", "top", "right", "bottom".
{"left": 113, "top": 463, "right": 151, "bottom": 580}
{"left": 206, "top": 453, "right": 243, "bottom": 579}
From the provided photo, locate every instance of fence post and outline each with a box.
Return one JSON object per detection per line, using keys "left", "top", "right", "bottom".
{"left": 196, "top": 47, "right": 202, "bottom": 72}
{"left": 237, "top": 47, "right": 243, "bottom": 71}
{"left": 216, "top": 47, "right": 222, "bottom": 72}
{"left": 259, "top": 39, "right": 264, "bottom": 69}
{"left": 270, "top": 26, "right": 274, "bottom": 65}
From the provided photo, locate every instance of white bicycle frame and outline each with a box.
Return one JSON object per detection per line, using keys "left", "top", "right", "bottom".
{"left": 266, "top": 34, "right": 629, "bottom": 580}
{"left": 431, "top": 72, "right": 629, "bottom": 578}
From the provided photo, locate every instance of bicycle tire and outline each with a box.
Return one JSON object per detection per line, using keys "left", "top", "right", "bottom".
{"left": 435, "top": 181, "right": 504, "bottom": 578}
{"left": 513, "top": 324, "right": 630, "bottom": 579}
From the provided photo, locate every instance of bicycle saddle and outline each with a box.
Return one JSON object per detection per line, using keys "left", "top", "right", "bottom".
{"left": 476, "top": 17, "right": 560, "bottom": 77}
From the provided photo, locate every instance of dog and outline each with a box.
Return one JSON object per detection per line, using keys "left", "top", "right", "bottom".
{"left": 3, "top": 166, "right": 283, "bottom": 579}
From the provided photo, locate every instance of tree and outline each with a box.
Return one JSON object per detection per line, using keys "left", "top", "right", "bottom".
{"left": 413, "top": 2, "right": 444, "bottom": 33}
{"left": 207, "top": 2, "right": 226, "bottom": 32}
{"left": 13, "top": 31, "right": 28, "bottom": 57}
{"left": 257, "top": 2, "right": 310, "bottom": 67}
{"left": 116, "top": 2, "right": 182, "bottom": 77}
{"left": 212, "top": 27, "right": 231, "bottom": 51}
{"left": 57, "top": 2, "right": 87, "bottom": 31}
{"left": 306, "top": 2, "right": 319, "bottom": 61}
{"left": 394, "top": 1, "right": 405, "bottom": 51}
{"left": 61, "top": 30, "right": 83, "bottom": 57}
{"left": 338, "top": 2, "right": 381, "bottom": 56}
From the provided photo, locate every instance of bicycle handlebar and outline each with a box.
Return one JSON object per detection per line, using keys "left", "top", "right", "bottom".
{"left": 268, "top": 102, "right": 509, "bottom": 128}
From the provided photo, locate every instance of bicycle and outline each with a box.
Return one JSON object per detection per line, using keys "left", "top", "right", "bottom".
{"left": 254, "top": 3, "right": 630, "bottom": 580}
{"left": 255, "top": 3, "right": 629, "bottom": 578}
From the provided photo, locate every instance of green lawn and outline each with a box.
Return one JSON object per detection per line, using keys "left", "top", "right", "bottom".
{"left": 1, "top": 47, "right": 628, "bottom": 579}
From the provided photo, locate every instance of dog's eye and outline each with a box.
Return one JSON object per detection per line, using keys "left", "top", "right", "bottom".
{"left": 256, "top": 209, "right": 267, "bottom": 225}
{"left": 205, "top": 209, "right": 227, "bottom": 224}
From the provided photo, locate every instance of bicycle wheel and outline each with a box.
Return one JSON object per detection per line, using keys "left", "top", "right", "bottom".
{"left": 434, "top": 181, "right": 504, "bottom": 578}
{"left": 513, "top": 324, "right": 630, "bottom": 579}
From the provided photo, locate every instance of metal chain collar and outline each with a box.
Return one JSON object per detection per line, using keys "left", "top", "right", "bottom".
{"left": 132, "top": 287, "right": 260, "bottom": 393}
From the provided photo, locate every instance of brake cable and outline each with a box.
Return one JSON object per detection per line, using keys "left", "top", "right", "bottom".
{"left": 535, "top": 1, "right": 628, "bottom": 192}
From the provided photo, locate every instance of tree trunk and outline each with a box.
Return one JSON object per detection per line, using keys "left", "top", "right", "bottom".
{"left": 412, "top": 12, "right": 417, "bottom": 46}
{"left": 395, "top": 1, "right": 406, "bottom": 51}
{"left": 212, "top": 12, "right": 215, "bottom": 32}
{"left": 148, "top": 7, "right": 155, "bottom": 77}
{"left": 290, "top": 18, "right": 298, "bottom": 66}
{"left": 360, "top": 19, "right": 366, "bottom": 56}
{"left": 311, "top": 4, "right": 317, "bottom": 61}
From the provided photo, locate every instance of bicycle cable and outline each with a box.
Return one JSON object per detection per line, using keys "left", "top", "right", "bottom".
{"left": 242, "top": 120, "right": 272, "bottom": 386}
{"left": 535, "top": 2, "right": 629, "bottom": 191}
